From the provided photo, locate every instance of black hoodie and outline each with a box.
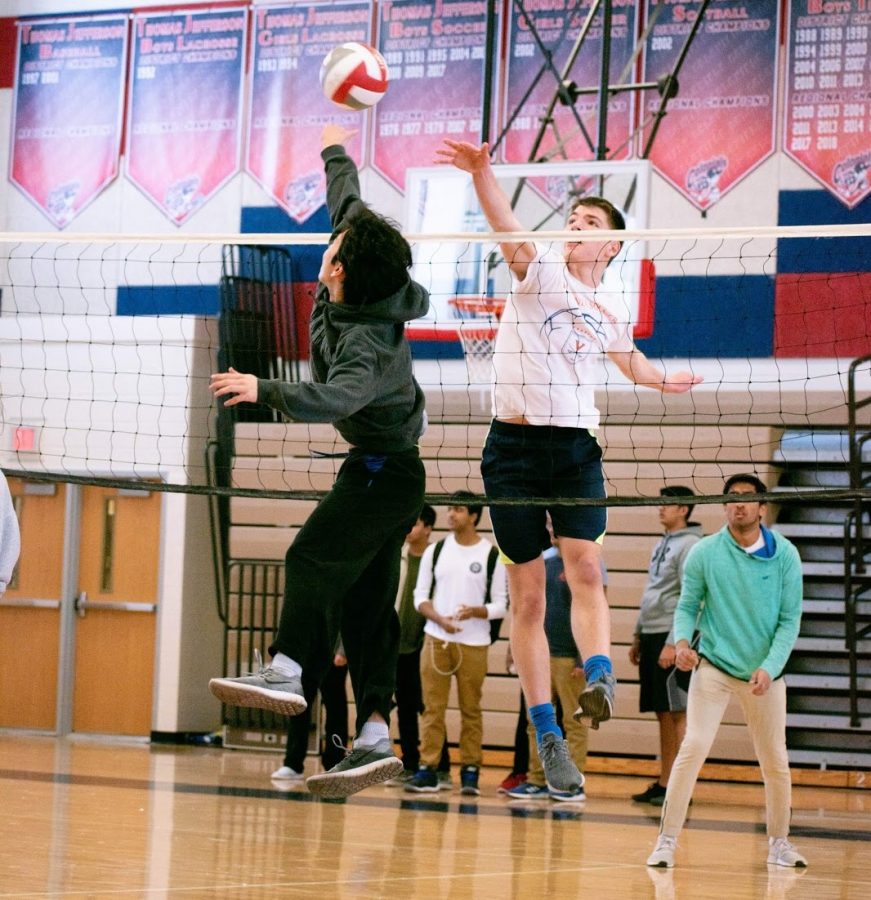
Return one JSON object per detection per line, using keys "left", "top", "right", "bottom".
{"left": 258, "top": 145, "right": 430, "bottom": 453}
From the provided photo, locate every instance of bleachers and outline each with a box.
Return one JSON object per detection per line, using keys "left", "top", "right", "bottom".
{"left": 226, "top": 420, "right": 782, "bottom": 764}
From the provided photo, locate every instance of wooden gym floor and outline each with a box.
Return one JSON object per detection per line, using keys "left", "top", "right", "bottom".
{"left": 0, "top": 734, "right": 868, "bottom": 898}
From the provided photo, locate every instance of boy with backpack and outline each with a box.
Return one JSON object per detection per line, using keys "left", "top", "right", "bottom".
{"left": 406, "top": 492, "right": 508, "bottom": 795}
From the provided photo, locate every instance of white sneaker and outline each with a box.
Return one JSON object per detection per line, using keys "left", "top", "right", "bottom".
{"left": 767, "top": 837, "right": 807, "bottom": 867}
{"left": 271, "top": 766, "right": 304, "bottom": 782}
{"left": 647, "top": 834, "right": 677, "bottom": 868}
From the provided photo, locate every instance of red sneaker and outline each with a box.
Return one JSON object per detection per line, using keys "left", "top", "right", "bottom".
{"left": 498, "top": 772, "right": 527, "bottom": 794}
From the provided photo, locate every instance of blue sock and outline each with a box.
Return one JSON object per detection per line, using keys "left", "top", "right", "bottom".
{"left": 529, "top": 702, "right": 562, "bottom": 746}
{"left": 584, "top": 655, "right": 612, "bottom": 684}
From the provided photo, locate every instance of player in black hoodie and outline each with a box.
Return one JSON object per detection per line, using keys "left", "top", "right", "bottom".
{"left": 209, "top": 125, "right": 429, "bottom": 799}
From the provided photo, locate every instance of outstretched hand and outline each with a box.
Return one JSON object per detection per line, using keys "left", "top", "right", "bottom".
{"left": 661, "top": 371, "right": 704, "bottom": 394}
{"left": 209, "top": 367, "right": 258, "bottom": 406}
{"left": 321, "top": 124, "right": 357, "bottom": 150}
{"left": 434, "top": 139, "right": 491, "bottom": 173}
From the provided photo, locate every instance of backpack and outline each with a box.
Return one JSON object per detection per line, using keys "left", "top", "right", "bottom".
{"left": 428, "top": 539, "right": 503, "bottom": 644}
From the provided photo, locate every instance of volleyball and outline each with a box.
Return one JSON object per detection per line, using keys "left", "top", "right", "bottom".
{"left": 319, "top": 42, "right": 389, "bottom": 110}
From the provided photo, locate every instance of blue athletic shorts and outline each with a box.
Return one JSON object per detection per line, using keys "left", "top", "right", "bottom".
{"left": 481, "top": 420, "right": 607, "bottom": 564}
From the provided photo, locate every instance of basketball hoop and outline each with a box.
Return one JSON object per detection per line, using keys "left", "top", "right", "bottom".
{"left": 448, "top": 297, "right": 505, "bottom": 384}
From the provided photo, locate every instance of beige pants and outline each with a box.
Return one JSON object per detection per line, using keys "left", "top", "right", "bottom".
{"left": 419, "top": 634, "right": 489, "bottom": 768}
{"left": 527, "top": 656, "right": 589, "bottom": 784}
{"left": 661, "top": 659, "right": 793, "bottom": 838}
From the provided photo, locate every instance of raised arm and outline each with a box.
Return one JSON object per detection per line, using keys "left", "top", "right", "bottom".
{"left": 435, "top": 139, "right": 536, "bottom": 280}
{"left": 607, "top": 345, "right": 703, "bottom": 393}
{"left": 321, "top": 124, "right": 364, "bottom": 231}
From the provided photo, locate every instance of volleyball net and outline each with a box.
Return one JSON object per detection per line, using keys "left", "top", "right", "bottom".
{"left": 0, "top": 224, "right": 869, "bottom": 509}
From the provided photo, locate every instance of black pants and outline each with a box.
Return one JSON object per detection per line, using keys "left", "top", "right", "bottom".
{"left": 513, "top": 693, "right": 529, "bottom": 775}
{"left": 284, "top": 662, "right": 349, "bottom": 772}
{"left": 396, "top": 649, "right": 424, "bottom": 770}
{"left": 271, "top": 448, "right": 425, "bottom": 734}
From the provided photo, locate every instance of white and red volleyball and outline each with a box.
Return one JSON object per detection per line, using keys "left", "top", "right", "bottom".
{"left": 319, "top": 42, "right": 389, "bottom": 110}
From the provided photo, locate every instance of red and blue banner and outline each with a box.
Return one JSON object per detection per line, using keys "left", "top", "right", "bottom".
{"left": 247, "top": 1, "right": 370, "bottom": 223}
{"left": 642, "top": 0, "right": 780, "bottom": 210}
{"left": 9, "top": 16, "right": 127, "bottom": 228}
{"left": 501, "top": 1, "right": 636, "bottom": 168}
{"left": 127, "top": 7, "right": 247, "bottom": 225}
{"left": 373, "top": 0, "right": 495, "bottom": 191}
{"left": 783, "top": 1, "right": 871, "bottom": 209}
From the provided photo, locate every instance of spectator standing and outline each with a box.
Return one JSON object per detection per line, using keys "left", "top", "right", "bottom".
{"left": 406, "top": 493, "right": 508, "bottom": 795}
{"left": 388, "top": 505, "right": 452, "bottom": 786}
{"left": 630, "top": 486, "right": 702, "bottom": 806}
{"left": 647, "top": 475, "right": 807, "bottom": 869}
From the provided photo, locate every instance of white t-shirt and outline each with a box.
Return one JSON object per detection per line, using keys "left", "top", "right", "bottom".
{"left": 492, "top": 244, "right": 634, "bottom": 428}
{"left": 413, "top": 534, "right": 509, "bottom": 646}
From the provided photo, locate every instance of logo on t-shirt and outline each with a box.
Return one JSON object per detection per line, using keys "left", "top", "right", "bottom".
{"left": 541, "top": 306, "right": 608, "bottom": 360}
{"left": 470, "top": 562, "right": 482, "bottom": 574}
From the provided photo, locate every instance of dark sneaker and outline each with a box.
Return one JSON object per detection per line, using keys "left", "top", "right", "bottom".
{"left": 404, "top": 766, "right": 439, "bottom": 793}
{"left": 209, "top": 662, "right": 306, "bottom": 717}
{"left": 506, "top": 781, "right": 549, "bottom": 800}
{"left": 460, "top": 765, "right": 480, "bottom": 796}
{"left": 574, "top": 672, "right": 616, "bottom": 730}
{"left": 306, "top": 738, "right": 402, "bottom": 800}
{"left": 633, "top": 781, "right": 667, "bottom": 804}
{"left": 550, "top": 784, "right": 586, "bottom": 803}
{"left": 437, "top": 770, "right": 453, "bottom": 791}
{"left": 539, "top": 732, "right": 584, "bottom": 793}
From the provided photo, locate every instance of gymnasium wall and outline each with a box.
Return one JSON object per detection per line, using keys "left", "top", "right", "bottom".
{"left": 0, "top": 0, "right": 868, "bottom": 362}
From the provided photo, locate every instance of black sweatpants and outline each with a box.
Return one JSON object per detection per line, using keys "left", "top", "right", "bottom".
{"left": 271, "top": 447, "right": 425, "bottom": 734}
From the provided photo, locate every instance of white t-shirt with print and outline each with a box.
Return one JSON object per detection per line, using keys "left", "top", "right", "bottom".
{"left": 492, "top": 244, "right": 634, "bottom": 428}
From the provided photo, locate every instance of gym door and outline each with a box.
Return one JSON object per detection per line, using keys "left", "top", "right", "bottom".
{"left": 0, "top": 480, "right": 161, "bottom": 735}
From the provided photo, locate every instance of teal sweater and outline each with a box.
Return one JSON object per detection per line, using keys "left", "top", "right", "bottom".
{"left": 673, "top": 525, "right": 803, "bottom": 681}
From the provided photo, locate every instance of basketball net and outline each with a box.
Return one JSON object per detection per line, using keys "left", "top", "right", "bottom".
{"left": 448, "top": 297, "right": 505, "bottom": 384}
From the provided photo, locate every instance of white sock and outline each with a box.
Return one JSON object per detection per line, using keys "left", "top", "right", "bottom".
{"left": 270, "top": 653, "right": 302, "bottom": 678}
{"left": 355, "top": 720, "right": 389, "bottom": 747}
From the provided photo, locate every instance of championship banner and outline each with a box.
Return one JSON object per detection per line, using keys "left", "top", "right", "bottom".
{"left": 247, "top": 2, "right": 371, "bottom": 223}
{"left": 641, "top": 0, "right": 780, "bottom": 210}
{"left": 372, "top": 0, "right": 495, "bottom": 191}
{"left": 127, "top": 8, "right": 247, "bottom": 225}
{"left": 9, "top": 16, "right": 127, "bottom": 229}
{"left": 502, "top": 1, "right": 636, "bottom": 168}
{"left": 783, "top": 1, "right": 871, "bottom": 209}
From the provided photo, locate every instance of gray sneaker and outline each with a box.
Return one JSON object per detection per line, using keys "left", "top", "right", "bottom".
{"left": 306, "top": 738, "right": 403, "bottom": 800}
{"left": 574, "top": 672, "right": 616, "bottom": 730}
{"left": 209, "top": 660, "right": 306, "bottom": 717}
{"left": 539, "top": 732, "right": 584, "bottom": 794}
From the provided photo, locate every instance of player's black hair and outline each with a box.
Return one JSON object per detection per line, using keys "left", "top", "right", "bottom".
{"left": 333, "top": 205, "right": 412, "bottom": 306}
{"left": 448, "top": 490, "right": 484, "bottom": 526}
{"left": 722, "top": 473, "right": 768, "bottom": 498}
{"left": 419, "top": 503, "right": 436, "bottom": 529}
{"left": 659, "top": 484, "right": 696, "bottom": 518}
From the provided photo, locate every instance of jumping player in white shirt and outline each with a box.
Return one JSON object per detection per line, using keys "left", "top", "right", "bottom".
{"left": 436, "top": 138, "right": 703, "bottom": 795}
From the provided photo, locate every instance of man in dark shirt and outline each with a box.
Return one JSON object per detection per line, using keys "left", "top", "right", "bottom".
{"left": 209, "top": 124, "right": 428, "bottom": 800}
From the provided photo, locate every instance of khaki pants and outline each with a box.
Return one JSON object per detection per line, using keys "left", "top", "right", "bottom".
{"left": 419, "top": 634, "right": 489, "bottom": 768}
{"left": 661, "top": 659, "right": 793, "bottom": 838}
{"left": 528, "top": 656, "right": 589, "bottom": 785}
